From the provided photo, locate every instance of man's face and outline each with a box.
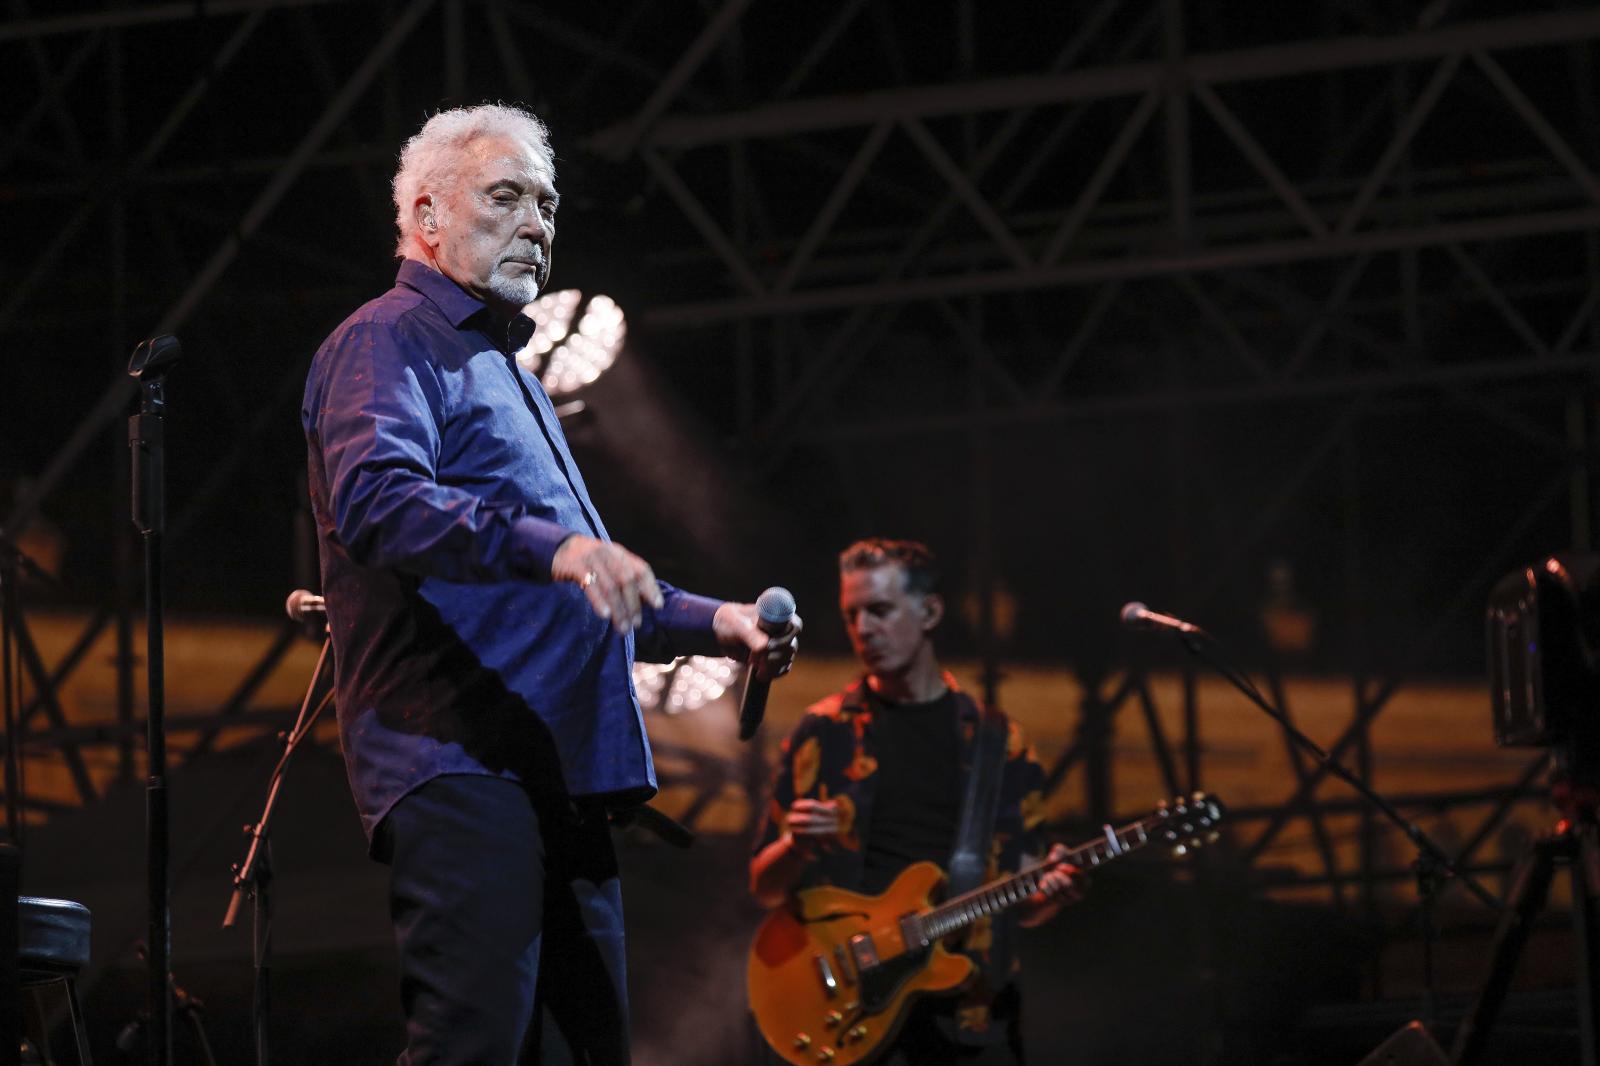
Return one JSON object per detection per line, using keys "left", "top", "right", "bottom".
{"left": 423, "top": 134, "right": 556, "bottom": 313}
{"left": 839, "top": 564, "right": 939, "bottom": 677}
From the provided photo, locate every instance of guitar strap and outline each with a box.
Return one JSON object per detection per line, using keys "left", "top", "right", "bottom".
{"left": 945, "top": 700, "right": 1008, "bottom": 898}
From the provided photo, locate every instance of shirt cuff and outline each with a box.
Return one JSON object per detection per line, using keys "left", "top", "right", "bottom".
{"left": 659, "top": 589, "right": 724, "bottom": 635}
{"left": 636, "top": 585, "right": 727, "bottom": 661}
{"left": 510, "top": 516, "right": 579, "bottom": 579}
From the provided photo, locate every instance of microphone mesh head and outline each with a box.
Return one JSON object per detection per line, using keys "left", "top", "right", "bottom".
{"left": 1119, "top": 601, "right": 1147, "bottom": 625}
{"left": 756, "top": 586, "right": 796, "bottom": 626}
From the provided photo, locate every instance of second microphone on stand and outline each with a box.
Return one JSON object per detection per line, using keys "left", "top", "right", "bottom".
{"left": 1120, "top": 601, "right": 1207, "bottom": 638}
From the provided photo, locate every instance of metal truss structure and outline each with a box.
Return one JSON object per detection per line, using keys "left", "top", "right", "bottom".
{"left": 3, "top": 0, "right": 1598, "bottom": 977}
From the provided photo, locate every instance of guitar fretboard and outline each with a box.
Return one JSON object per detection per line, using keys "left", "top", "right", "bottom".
{"left": 915, "top": 816, "right": 1157, "bottom": 942}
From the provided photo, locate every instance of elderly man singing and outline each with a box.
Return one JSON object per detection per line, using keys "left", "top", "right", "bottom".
{"left": 302, "top": 104, "right": 799, "bottom": 1064}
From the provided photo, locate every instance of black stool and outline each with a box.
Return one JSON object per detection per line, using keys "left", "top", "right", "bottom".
{"left": 18, "top": 897, "right": 92, "bottom": 1066}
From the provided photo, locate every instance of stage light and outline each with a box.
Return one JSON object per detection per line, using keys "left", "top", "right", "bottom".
{"left": 633, "top": 655, "right": 741, "bottom": 715}
{"left": 515, "top": 290, "right": 627, "bottom": 399}
{"left": 633, "top": 660, "right": 676, "bottom": 711}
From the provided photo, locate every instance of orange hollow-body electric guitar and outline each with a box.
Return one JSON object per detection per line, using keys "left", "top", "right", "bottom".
{"left": 748, "top": 793, "right": 1225, "bottom": 1066}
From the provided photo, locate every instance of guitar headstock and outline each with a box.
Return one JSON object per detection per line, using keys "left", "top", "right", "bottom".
{"left": 1152, "top": 792, "right": 1226, "bottom": 856}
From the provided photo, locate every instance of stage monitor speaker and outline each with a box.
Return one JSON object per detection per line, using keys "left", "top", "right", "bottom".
{"left": 1356, "top": 1021, "right": 1448, "bottom": 1066}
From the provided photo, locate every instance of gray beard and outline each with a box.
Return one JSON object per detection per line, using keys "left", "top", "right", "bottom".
{"left": 488, "top": 267, "right": 541, "bottom": 308}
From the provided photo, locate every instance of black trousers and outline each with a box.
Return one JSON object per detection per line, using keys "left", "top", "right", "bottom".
{"left": 374, "top": 774, "right": 629, "bottom": 1065}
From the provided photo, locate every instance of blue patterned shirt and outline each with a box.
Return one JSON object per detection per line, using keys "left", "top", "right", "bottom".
{"left": 303, "top": 259, "right": 723, "bottom": 839}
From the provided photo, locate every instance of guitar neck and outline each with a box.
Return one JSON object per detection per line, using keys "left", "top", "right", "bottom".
{"left": 915, "top": 815, "right": 1157, "bottom": 942}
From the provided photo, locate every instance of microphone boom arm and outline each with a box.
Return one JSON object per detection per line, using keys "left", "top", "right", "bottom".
{"left": 1159, "top": 626, "right": 1501, "bottom": 913}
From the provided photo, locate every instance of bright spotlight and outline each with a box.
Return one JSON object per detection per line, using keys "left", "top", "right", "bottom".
{"left": 516, "top": 290, "right": 627, "bottom": 399}
{"left": 633, "top": 655, "right": 741, "bottom": 715}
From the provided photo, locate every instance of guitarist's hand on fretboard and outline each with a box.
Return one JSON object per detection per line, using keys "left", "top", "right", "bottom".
{"left": 1018, "top": 842, "right": 1083, "bottom": 927}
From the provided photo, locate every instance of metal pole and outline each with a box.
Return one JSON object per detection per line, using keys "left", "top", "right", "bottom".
{"left": 129, "top": 404, "right": 171, "bottom": 1066}
{"left": 110, "top": 14, "right": 138, "bottom": 786}
{"left": 970, "top": 301, "right": 1002, "bottom": 714}
{"left": 1163, "top": 0, "right": 1190, "bottom": 247}
{"left": 129, "top": 334, "right": 181, "bottom": 1066}
{"left": 0, "top": 549, "right": 20, "bottom": 845}
{"left": 143, "top": 523, "right": 170, "bottom": 1066}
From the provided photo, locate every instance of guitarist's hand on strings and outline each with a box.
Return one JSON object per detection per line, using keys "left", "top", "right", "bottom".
{"left": 784, "top": 798, "right": 842, "bottom": 857}
{"left": 750, "top": 798, "right": 843, "bottom": 905}
{"left": 1018, "top": 843, "right": 1082, "bottom": 928}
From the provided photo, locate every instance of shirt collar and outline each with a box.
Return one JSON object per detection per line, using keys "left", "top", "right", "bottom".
{"left": 843, "top": 670, "right": 969, "bottom": 717}
{"left": 396, "top": 257, "right": 491, "bottom": 330}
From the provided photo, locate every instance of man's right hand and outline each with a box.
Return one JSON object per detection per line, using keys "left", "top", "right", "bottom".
{"left": 551, "top": 534, "right": 664, "bottom": 633}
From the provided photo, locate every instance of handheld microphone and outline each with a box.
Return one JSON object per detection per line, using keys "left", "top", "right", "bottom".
{"left": 284, "top": 589, "right": 326, "bottom": 622}
{"left": 738, "top": 587, "right": 797, "bottom": 741}
{"left": 1120, "top": 601, "right": 1205, "bottom": 637}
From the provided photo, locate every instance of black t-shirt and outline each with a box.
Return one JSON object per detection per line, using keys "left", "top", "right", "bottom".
{"left": 859, "top": 689, "right": 963, "bottom": 896}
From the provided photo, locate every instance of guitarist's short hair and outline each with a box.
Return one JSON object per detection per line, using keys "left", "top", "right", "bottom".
{"left": 838, "top": 538, "right": 940, "bottom": 596}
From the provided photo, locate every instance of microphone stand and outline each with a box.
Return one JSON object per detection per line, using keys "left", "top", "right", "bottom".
{"left": 128, "top": 335, "right": 182, "bottom": 1066}
{"left": 223, "top": 636, "right": 334, "bottom": 1066}
{"left": 1155, "top": 624, "right": 1501, "bottom": 1027}
{"left": 0, "top": 531, "right": 29, "bottom": 847}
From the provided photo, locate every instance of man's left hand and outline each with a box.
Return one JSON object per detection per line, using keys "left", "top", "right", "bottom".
{"left": 713, "top": 602, "right": 802, "bottom": 680}
{"left": 1018, "top": 843, "right": 1083, "bottom": 928}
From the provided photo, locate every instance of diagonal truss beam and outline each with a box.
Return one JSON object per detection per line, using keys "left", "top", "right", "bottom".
{"left": 641, "top": 205, "right": 1600, "bottom": 326}
{"left": 5, "top": 0, "right": 436, "bottom": 536}
{"left": 1039, "top": 89, "right": 1163, "bottom": 265}
{"left": 0, "top": 10, "right": 269, "bottom": 337}
{"left": 0, "top": 27, "right": 101, "bottom": 173}
{"left": 1471, "top": 50, "right": 1600, "bottom": 208}
{"left": 1242, "top": 468, "right": 1572, "bottom": 870}
{"left": 775, "top": 121, "right": 892, "bottom": 292}
{"left": 804, "top": 352, "right": 1600, "bottom": 440}
{"left": 901, "top": 118, "right": 1032, "bottom": 269}
{"left": 1336, "top": 53, "right": 1461, "bottom": 235}
{"left": 640, "top": 147, "right": 766, "bottom": 295}
{"left": 595, "top": 0, "right": 755, "bottom": 160}
{"left": 1191, "top": 81, "right": 1328, "bottom": 238}
{"left": 0, "top": 0, "right": 348, "bottom": 42}
{"left": 587, "top": 8, "right": 1600, "bottom": 152}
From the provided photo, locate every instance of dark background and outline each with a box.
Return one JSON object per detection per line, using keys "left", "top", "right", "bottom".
{"left": 4, "top": 2, "right": 1600, "bottom": 1064}
{"left": 2, "top": 0, "right": 1593, "bottom": 673}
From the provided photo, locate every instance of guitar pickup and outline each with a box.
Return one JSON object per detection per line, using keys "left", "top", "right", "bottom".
{"left": 847, "top": 933, "right": 880, "bottom": 971}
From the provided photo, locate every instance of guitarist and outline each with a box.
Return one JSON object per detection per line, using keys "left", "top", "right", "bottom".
{"left": 750, "top": 539, "right": 1079, "bottom": 1065}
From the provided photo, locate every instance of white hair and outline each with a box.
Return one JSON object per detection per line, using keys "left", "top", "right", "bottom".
{"left": 391, "top": 104, "right": 555, "bottom": 256}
